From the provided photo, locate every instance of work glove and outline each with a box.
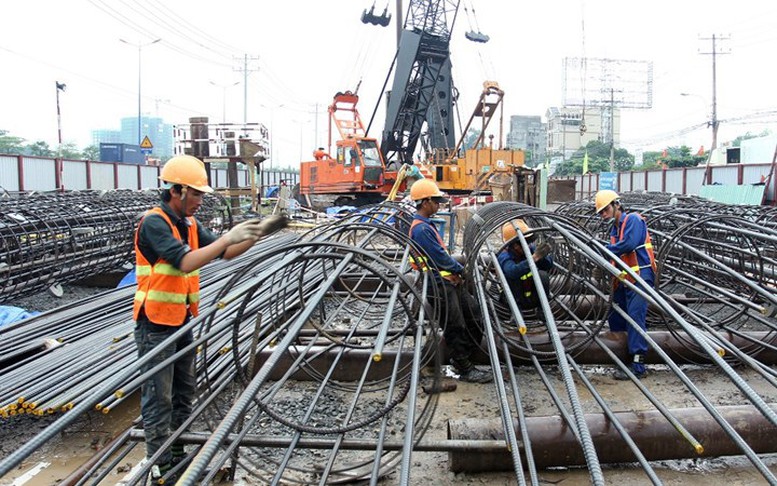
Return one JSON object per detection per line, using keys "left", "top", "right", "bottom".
{"left": 225, "top": 219, "right": 265, "bottom": 245}
{"left": 534, "top": 242, "right": 552, "bottom": 260}
{"left": 256, "top": 214, "right": 289, "bottom": 236}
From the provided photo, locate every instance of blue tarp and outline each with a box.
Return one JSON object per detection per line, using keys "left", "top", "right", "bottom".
{"left": 0, "top": 306, "right": 40, "bottom": 328}
{"left": 325, "top": 206, "right": 358, "bottom": 216}
{"left": 118, "top": 269, "right": 137, "bottom": 288}
{"left": 265, "top": 186, "right": 280, "bottom": 198}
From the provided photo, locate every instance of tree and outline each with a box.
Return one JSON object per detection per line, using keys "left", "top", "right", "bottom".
{"left": 60, "top": 142, "right": 82, "bottom": 159}
{"left": 0, "top": 130, "right": 25, "bottom": 154}
{"left": 552, "top": 140, "right": 633, "bottom": 176}
{"left": 26, "top": 141, "right": 53, "bottom": 156}
{"left": 82, "top": 145, "right": 100, "bottom": 160}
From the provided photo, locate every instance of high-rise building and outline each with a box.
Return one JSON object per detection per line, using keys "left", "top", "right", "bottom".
{"left": 91, "top": 129, "right": 122, "bottom": 146}
{"left": 91, "top": 116, "right": 173, "bottom": 160}
{"left": 506, "top": 115, "right": 547, "bottom": 167}
{"left": 120, "top": 116, "right": 173, "bottom": 159}
{"left": 545, "top": 106, "right": 620, "bottom": 161}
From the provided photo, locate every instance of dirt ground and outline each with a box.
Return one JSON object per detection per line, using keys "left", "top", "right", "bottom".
{"left": 3, "top": 283, "right": 777, "bottom": 485}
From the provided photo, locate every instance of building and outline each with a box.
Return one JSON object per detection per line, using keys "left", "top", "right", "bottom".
{"left": 120, "top": 116, "right": 173, "bottom": 160}
{"left": 505, "top": 115, "right": 547, "bottom": 167}
{"left": 545, "top": 106, "right": 620, "bottom": 161}
{"left": 91, "top": 129, "right": 122, "bottom": 146}
{"left": 92, "top": 116, "right": 174, "bottom": 161}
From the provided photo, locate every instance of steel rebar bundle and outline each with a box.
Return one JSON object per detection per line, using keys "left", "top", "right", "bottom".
{"left": 2, "top": 195, "right": 777, "bottom": 485}
{"left": 0, "top": 189, "right": 230, "bottom": 303}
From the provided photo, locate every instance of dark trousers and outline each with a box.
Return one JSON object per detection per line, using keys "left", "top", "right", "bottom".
{"left": 134, "top": 318, "right": 196, "bottom": 466}
{"left": 441, "top": 280, "right": 483, "bottom": 364}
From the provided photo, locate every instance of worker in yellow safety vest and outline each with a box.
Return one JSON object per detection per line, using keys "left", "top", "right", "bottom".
{"left": 133, "top": 155, "right": 287, "bottom": 481}
{"left": 408, "top": 178, "right": 492, "bottom": 384}
{"left": 595, "top": 189, "right": 657, "bottom": 380}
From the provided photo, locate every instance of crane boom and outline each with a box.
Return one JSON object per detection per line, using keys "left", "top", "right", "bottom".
{"left": 380, "top": 0, "right": 460, "bottom": 165}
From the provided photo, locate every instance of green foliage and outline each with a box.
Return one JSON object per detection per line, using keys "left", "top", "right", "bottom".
{"left": 553, "top": 140, "right": 633, "bottom": 176}
{"left": 0, "top": 130, "right": 99, "bottom": 159}
{"left": 0, "top": 130, "right": 26, "bottom": 154}
{"left": 26, "top": 141, "right": 53, "bottom": 156}
{"left": 642, "top": 145, "right": 704, "bottom": 169}
{"left": 82, "top": 145, "right": 100, "bottom": 160}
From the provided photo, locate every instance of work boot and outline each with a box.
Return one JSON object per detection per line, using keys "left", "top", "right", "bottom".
{"left": 613, "top": 367, "right": 648, "bottom": 381}
{"left": 458, "top": 366, "right": 494, "bottom": 383}
{"left": 451, "top": 357, "right": 493, "bottom": 383}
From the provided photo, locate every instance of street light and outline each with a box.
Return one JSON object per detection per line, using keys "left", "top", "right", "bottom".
{"left": 120, "top": 38, "right": 161, "bottom": 145}
{"left": 209, "top": 81, "right": 240, "bottom": 124}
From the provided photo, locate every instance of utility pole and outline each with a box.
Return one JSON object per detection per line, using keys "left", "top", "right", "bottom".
{"left": 699, "top": 34, "right": 729, "bottom": 150}
{"left": 609, "top": 88, "right": 615, "bottom": 172}
{"left": 233, "top": 54, "right": 260, "bottom": 129}
{"left": 55, "top": 81, "right": 66, "bottom": 191}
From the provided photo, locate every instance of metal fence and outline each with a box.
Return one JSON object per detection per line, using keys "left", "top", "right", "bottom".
{"left": 0, "top": 154, "right": 299, "bottom": 194}
{"left": 559, "top": 163, "right": 776, "bottom": 203}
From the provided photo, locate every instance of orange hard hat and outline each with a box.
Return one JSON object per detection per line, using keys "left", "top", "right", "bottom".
{"left": 594, "top": 190, "right": 619, "bottom": 213}
{"left": 159, "top": 155, "right": 213, "bottom": 193}
{"left": 502, "top": 219, "right": 532, "bottom": 243}
{"left": 409, "top": 178, "right": 446, "bottom": 201}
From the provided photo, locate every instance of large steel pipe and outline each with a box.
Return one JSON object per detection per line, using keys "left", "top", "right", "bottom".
{"left": 448, "top": 404, "right": 777, "bottom": 472}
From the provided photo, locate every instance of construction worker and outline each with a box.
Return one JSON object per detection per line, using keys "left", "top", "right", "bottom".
{"left": 498, "top": 219, "right": 553, "bottom": 314}
{"left": 595, "top": 189, "right": 656, "bottom": 380}
{"left": 408, "top": 178, "right": 492, "bottom": 383}
{"left": 133, "top": 155, "right": 287, "bottom": 481}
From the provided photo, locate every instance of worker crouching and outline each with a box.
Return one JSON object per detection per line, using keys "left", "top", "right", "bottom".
{"left": 498, "top": 219, "right": 553, "bottom": 320}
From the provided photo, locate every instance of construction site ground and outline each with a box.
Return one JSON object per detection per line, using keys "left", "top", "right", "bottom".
{"left": 2, "top": 284, "right": 777, "bottom": 485}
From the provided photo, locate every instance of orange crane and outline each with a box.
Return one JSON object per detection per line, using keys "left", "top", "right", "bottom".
{"left": 299, "top": 90, "right": 402, "bottom": 207}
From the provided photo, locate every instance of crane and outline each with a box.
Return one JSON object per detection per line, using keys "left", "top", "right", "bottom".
{"left": 379, "top": 0, "right": 461, "bottom": 166}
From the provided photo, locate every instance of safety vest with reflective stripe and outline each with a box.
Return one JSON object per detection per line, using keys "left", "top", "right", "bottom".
{"left": 133, "top": 207, "right": 201, "bottom": 325}
{"left": 408, "top": 219, "right": 458, "bottom": 282}
{"left": 610, "top": 212, "right": 656, "bottom": 284}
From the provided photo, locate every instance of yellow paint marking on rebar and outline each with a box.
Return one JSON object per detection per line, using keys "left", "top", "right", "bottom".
{"left": 373, "top": 353, "right": 382, "bottom": 362}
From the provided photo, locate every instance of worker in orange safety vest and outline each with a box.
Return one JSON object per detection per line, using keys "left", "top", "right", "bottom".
{"left": 133, "top": 155, "right": 287, "bottom": 481}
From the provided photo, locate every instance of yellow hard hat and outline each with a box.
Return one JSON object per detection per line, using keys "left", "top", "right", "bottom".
{"left": 409, "top": 178, "right": 446, "bottom": 201}
{"left": 594, "top": 190, "right": 619, "bottom": 213}
{"left": 502, "top": 219, "right": 532, "bottom": 243}
{"left": 159, "top": 155, "right": 213, "bottom": 193}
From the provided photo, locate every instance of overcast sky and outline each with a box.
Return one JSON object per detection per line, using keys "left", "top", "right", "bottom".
{"left": 2, "top": 0, "right": 777, "bottom": 167}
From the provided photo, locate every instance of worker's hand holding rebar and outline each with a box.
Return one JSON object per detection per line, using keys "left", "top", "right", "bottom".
{"left": 225, "top": 219, "right": 266, "bottom": 245}
{"left": 256, "top": 214, "right": 289, "bottom": 236}
{"left": 534, "top": 242, "right": 552, "bottom": 260}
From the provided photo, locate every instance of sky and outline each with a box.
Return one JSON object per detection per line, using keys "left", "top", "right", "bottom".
{"left": 2, "top": 0, "right": 777, "bottom": 168}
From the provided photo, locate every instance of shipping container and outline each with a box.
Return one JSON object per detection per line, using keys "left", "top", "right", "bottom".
{"left": 99, "top": 143, "right": 145, "bottom": 165}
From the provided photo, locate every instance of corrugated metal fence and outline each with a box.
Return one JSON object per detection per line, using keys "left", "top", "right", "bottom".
{"left": 560, "top": 163, "right": 776, "bottom": 204}
{"left": 0, "top": 154, "right": 298, "bottom": 193}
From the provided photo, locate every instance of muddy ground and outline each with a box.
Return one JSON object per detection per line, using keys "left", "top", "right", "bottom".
{"left": 2, "top": 283, "right": 777, "bottom": 485}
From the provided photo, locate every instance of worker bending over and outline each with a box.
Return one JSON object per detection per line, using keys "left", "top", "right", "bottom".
{"left": 133, "top": 155, "right": 287, "bottom": 481}
{"left": 408, "top": 179, "right": 492, "bottom": 384}
{"left": 498, "top": 219, "right": 553, "bottom": 317}
{"left": 595, "top": 190, "right": 656, "bottom": 380}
